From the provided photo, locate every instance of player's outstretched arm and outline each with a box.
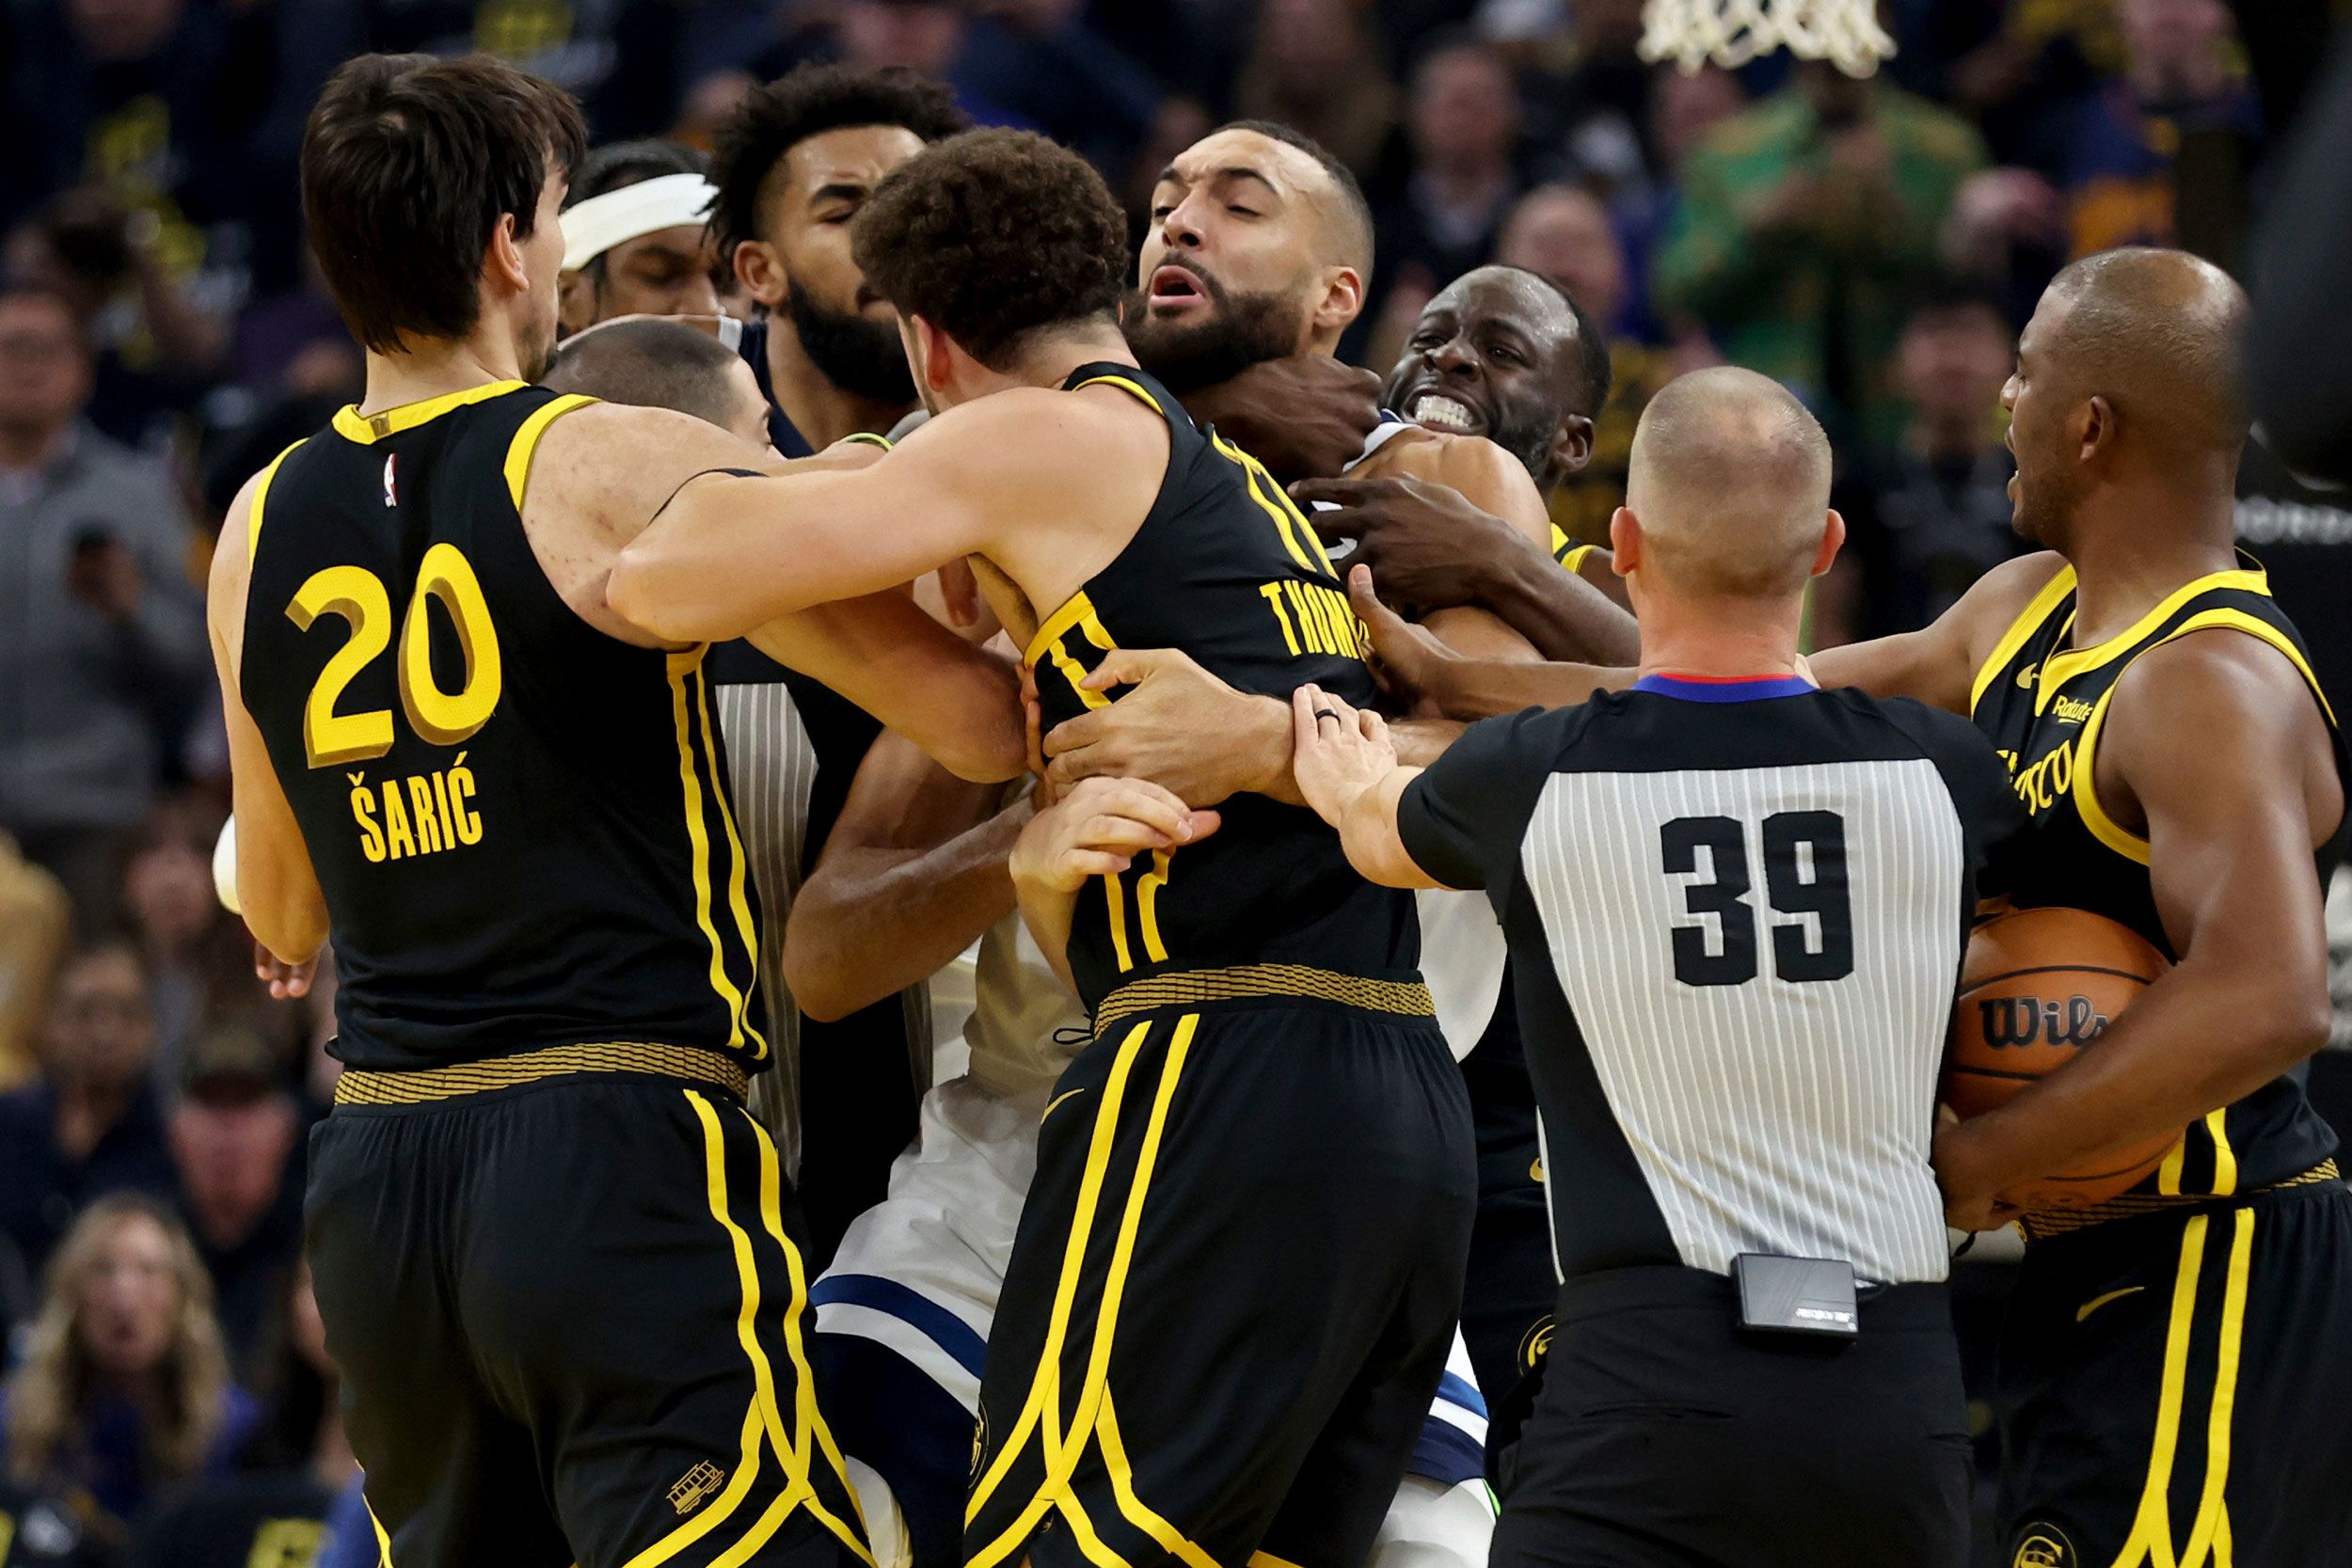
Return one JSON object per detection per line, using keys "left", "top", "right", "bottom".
{"left": 1291, "top": 686, "right": 1440, "bottom": 890}
{"left": 1008, "top": 779, "right": 1219, "bottom": 997}
{"left": 1038, "top": 646, "right": 1463, "bottom": 809}
{"left": 1351, "top": 567, "right": 1629, "bottom": 719}
{"left": 1808, "top": 551, "right": 2068, "bottom": 712}
{"left": 745, "top": 598, "right": 1025, "bottom": 783}
{"left": 783, "top": 731, "right": 1026, "bottom": 1022}
{"left": 1294, "top": 475, "right": 1641, "bottom": 665}
{"left": 1932, "top": 632, "right": 2342, "bottom": 1227}
{"left": 609, "top": 389, "right": 1090, "bottom": 640}
{"left": 208, "top": 475, "right": 328, "bottom": 967}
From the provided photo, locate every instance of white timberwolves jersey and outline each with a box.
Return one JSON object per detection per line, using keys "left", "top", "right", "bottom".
{"left": 1395, "top": 673, "right": 2026, "bottom": 1287}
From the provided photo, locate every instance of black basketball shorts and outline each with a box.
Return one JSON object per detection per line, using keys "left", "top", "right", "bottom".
{"left": 307, "top": 1048, "right": 871, "bottom": 1568}
{"left": 963, "top": 978, "right": 1477, "bottom": 1568}
{"left": 1997, "top": 1175, "right": 2352, "bottom": 1568}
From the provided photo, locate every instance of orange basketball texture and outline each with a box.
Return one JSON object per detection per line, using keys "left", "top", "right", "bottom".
{"left": 1945, "top": 907, "right": 2180, "bottom": 1209}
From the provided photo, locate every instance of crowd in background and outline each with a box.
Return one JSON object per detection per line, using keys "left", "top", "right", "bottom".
{"left": 0, "top": 0, "right": 2345, "bottom": 1562}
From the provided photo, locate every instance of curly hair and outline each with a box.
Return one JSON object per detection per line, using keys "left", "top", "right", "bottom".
{"left": 852, "top": 129, "right": 1130, "bottom": 372}
{"left": 5, "top": 1196, "right": 232, "bottom": 1497}
{"left": 707, "top": 64, "right": 966, "bottom": 256}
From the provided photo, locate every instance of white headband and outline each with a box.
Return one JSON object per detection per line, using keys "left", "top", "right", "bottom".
{"left": 562, "top": 173, "right": 718, "bottom": 271}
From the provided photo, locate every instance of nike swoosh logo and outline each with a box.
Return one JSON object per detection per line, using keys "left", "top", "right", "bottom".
{"left": 2075, "top": 1286, "right": 2145, "bottom": 1323}
{"left": 1041, "top": 1087, "right": 1086, "bottom": 1123}
{"left": 2017, "top": 663, "right": 2039, "bottom": 689}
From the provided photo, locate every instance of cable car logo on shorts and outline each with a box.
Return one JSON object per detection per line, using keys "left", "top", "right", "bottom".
{"left": 2012, "top": 1525, "right": 2074, "bottom": 1566}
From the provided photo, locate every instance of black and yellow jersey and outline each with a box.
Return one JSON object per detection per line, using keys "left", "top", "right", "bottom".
{"left": 239, "top": 381, "right": 768, "bottom": 1073}
{"left": 1027, "top": 363, "right": 1419, "bottom": 1011}
{"left": 1970, "top": 556, "right": 2347, "bottom": 1200}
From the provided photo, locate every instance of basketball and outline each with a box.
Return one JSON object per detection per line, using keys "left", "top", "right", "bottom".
{"left": 1945, "top": 907, "right": 2180, "bottom": 1209}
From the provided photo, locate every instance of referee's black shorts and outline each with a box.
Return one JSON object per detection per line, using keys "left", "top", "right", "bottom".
{"left": 1491, "top": 1265, "right": 1969, "bottom": 1568}
{"left": 307, "top": 1048, "right": 871, "bottom": 1568}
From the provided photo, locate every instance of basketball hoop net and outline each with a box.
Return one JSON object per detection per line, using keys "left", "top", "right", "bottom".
{"left": 1640, "top": 0, "right": 1897, "bottom": 78}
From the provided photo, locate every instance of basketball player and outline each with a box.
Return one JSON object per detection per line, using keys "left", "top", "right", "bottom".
{"left": 215, "top": 54, "right": 1024, "bottom": 1568}
{"left": 611, "top": 128, "right": 1477, "bottom": 1568}
{"left": 1038, "top": 261, "right": 1634, "bottom": 1414}
{"left": 1359, "top": 249, "right": 2352, "bottom": 1568}
{"left": 1294, "top": 365, "right": 2012, "bottom": 1568}
{"left": 555, "top": 139, "right": 722, "bottom": 338}
{"left": 699, "top": 64, "right": 972, "bottom": 1251}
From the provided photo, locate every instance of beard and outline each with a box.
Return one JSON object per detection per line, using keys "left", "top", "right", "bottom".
{"left": 1488, "top": 403, "right": 1560, "bottom": 484}
{"left": 2009, "top": 457, "right": 2077, "bottom": 547}
{"left": 1125, "top": 271, "right": 1311, "bottom": 393}
{"left": 787, "top": 287, "right": 916, "bottom": 404}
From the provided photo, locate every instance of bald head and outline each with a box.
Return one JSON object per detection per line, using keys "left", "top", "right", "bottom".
{"left": 543, "top": 318, "right": 772, "bottom": 448}
{"left": 1626, "top": 367, "right": 1834, "bottom": 599}
{"left": 2035, "top": 246, "right": 2248, "bottom": 456}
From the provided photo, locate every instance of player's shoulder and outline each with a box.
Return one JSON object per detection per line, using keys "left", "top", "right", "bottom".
{"left": 2111, "top": 618, "right": 2327, "bottom": 746}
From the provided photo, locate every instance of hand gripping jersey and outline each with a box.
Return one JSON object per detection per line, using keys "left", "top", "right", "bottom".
{"left": 239, "top": 382, "right": 767, "bottom": 1077}
{"left": 1971, "top": 558, "right": 2349, "bottom": 1220}
{"left": 1025, "top": 364, "right": 1419, "bottom": 1009}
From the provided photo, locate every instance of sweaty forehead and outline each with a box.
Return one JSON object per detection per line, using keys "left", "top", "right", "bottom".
{"left": 780, "top": 124, "right": 928, "bottom": 202}
{"left": 1425, "top": 269, "right": 1568, "bottom": 346}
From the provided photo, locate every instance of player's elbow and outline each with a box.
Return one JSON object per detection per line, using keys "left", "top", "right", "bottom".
{"left": 917, "top": 685, "right": 1026, "bottom": 784}
{"left": 2246, "top": 984, "right": 2334, "bottom": 1075}
{"left": 779, "top": 918, "right": 859, "bottom": 1023}
{"left": 244, "top": 897, "right": 326, "bottom": 972}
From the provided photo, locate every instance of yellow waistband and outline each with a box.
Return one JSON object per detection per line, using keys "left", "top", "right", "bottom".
{"left": 2019, "top": 1158, "right": 2340, "bottom": 1243}
{"left": 1091, "top": 962, "right": 1436, "bottom": 1035}
{"left": 333, "top": 1040, "right": 749, "bottom": 1106}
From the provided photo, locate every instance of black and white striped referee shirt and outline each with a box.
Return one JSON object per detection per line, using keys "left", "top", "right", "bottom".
{"left": 1397, "top": 673, "right": 2025, "bottom": 1287}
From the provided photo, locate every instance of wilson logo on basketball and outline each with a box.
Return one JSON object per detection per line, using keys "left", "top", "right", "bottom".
{"left": 1978, "top": 995, "right": 2109, "bottom": 1049}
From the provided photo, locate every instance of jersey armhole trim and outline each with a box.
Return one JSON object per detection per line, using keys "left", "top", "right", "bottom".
{"left": 503, "top": 393, "right": 598, "bottom": 513}
{"left": 1968, "top": 562, "right": 2077, "bottom": 713}
{"left": 2071, "top": 607, "right": 2336, "bottom": 866}
{"left": 244, "top": 439, "right": 307, "bottom": 564}
{"left": 1559, "top": 543, "right": 1597, "bottom": 576}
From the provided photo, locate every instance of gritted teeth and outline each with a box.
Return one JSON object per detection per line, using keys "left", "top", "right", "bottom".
{"left": 1411, "top": 393, "right": 1479, "bottom": 433}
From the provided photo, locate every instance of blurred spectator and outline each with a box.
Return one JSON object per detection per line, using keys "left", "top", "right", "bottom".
{"left": 1653, "top": 61, "right": 1986, "bottom": 446}
{"left": 1938, "top": 166, "right": 2068, "bottom": 329}
{"left": 1363, "top": 35, "right": 1528, "bottom": 355}
{"left": 0, "top": 1196, "right": 257, "bottom": 1542}
{"left": 117, "top": 1263, "right": 348, "bottom": 1568}
{"left": 557, "top": 139, "right": 723, "bottom": 341}
{"left": 2046, "top": 0, "right": 2260, "bottom": 263}
{"left": 4, "top": 189, "right": 230, "bottom": 453}
{"left": 1819, "top": 280, "right": 2024, "bottom": 646}
{"left": 1232, "top": 0, "right": 1400, "bottom": 179}
{"left": 0, "top": 942, "right": 178, "bottom": 1281}
{"left": 165, "top": 1025, "right": 308, "bottom": 1378}
{"left": 0, "top": 285, "right": 210, "bottom": 930}
{"left": 0, "top": 0, "right": 266, "bottom": 383}
{"left": 1497, "top": 183, "right": 1691, "bottom": 547}
{"left": 1612, "top": 63, "right": 1748, "bottom": 343}
{"left": 0, "top": 836, "right": 72, "bottom": 1091}
{"left": 121, "top": 799, "right": 247, "bottom": 1087}
{"left": 1516, "top": 0, "right": 1655, "bottom": 198}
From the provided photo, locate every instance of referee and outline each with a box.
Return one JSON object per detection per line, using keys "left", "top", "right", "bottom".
{"left": 1293, "top": 367, "right": 2021, "bottom": 1567}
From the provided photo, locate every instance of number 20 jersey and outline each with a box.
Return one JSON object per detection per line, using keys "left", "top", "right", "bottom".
{"left": 239, "top": 382, "right": 768, "bottom": 1073}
